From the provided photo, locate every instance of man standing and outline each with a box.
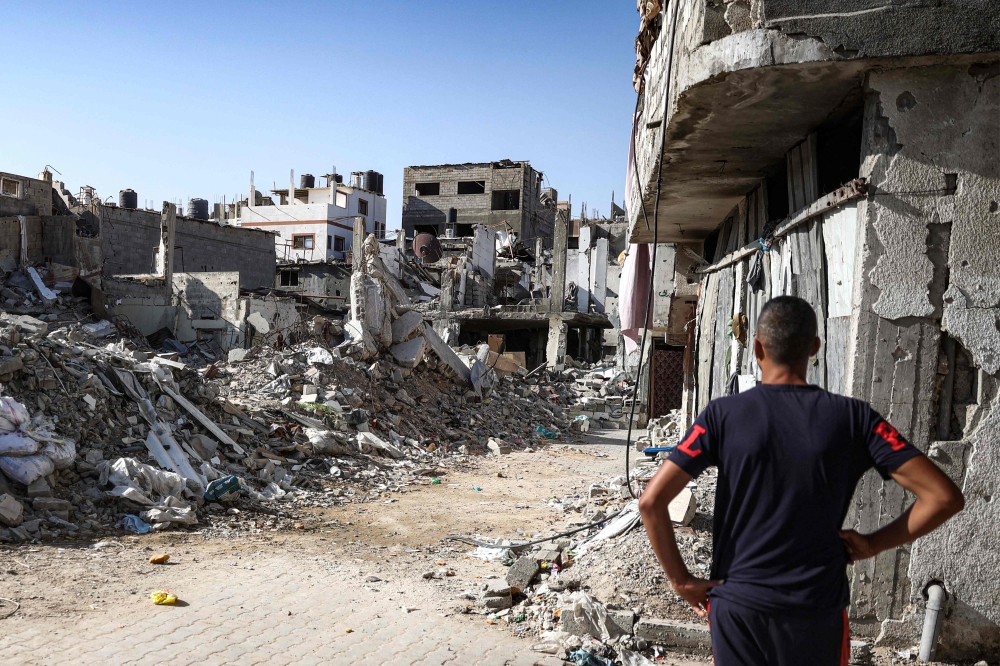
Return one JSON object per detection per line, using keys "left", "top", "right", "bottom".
{"left": 639, "top": 296, "right": 964, "bottom": 666}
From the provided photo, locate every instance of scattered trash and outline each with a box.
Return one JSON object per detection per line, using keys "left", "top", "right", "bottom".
{"left": 536, "top": 426, "right": 558, "bottom": 439}
{"left": 117, "top": 515, "right": 152, "bottom": 534}
{"left": 568, "top": 649, "right": 613, "bottom": 666}
{"left": 472, "top": 486, "right": 482, "bottom": 492}
{"left": 204, "top": 476, "right": 241, "bottom": 502}
{"left": 149, "top": 590, "right": 178, "bottom": 605}
{"left": 148, "top": 554, "right": 170, "bottom": 564}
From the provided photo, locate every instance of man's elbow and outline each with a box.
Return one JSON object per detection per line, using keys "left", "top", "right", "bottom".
{"left": 942, "top": 487, "right": 965, "bottom": 517}
{"left": 638, "top": 492, "right": 660, "bottom": 518}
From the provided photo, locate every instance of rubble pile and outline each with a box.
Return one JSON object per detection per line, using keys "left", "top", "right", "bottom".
{"left": 0, "top": 258, "right": 573, "bottom": 544}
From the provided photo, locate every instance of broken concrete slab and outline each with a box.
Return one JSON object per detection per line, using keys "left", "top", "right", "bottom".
{"left": 668, "top": 488, "right": 697, "bottom": 526}
{"left": 228, "top": 348, "right": 248, "bottom": 363}
{"left": 560, "top": 606, "right": 635, "bottom": 640}
{"left": 0, "top": 493, "right": 24, "bottom": 526}
{"left": 635, "top": 618, "right": 711, "bottom": 652}
{"left": 26, "top": 477, "right": 52, "bottom": 498}
{"left": 390, "top": 336, "right": 426, "bottom": 369}
{"left": 10, "top": 315, "right": 48, "bottom": 338}
{"left": 531, "top": 549, "right": 562, "bottom": 567}
{"left": 27, "top": 267, "right": 57, "bottom": 305}
{"left": 391, "top": 310, "right": 424, "bottom": 344}
{"left": 0, "top": 355, "right": 23, "bottom": 378}
{"left": 422, "top": 322, "right": 471, "bottom": 382}
{"left": 481, "top": 580, "right": 513, "bottom": 609}
{"left": 506, "top": 556, "right": 541, "bottom": 592}
{"left": 247, "top": 311, "right": 270, "bottom": 335}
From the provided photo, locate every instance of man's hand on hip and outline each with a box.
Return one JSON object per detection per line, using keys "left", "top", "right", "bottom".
{"left": 671, "top": 573, "right": 724, "bottom": 618}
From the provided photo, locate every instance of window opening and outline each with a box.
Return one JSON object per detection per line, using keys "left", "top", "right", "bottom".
{"left": 491, "top": 189, "right": 520, "bottom": 211}
{"left": 292, "top": 234, "right": 314, "bottom": 249}
{"left": 358, "top": 198, "right": 369, "bottom": 216}
{"left": 457, "top": 180, "right": 486, "bottom": 195}
{"left": 415, "top": 183, "right": 440, "bottom": 196}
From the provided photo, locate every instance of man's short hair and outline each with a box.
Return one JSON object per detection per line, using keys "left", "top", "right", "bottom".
{"left": 756, "top": 296, "right": 818, "bottom": 365}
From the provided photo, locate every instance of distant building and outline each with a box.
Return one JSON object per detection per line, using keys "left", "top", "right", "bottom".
{"left": 240, "top": 169, "right": 387, "bottom": 262}
{"left": 401, "top": 160, "right": 556, "bottom": 246}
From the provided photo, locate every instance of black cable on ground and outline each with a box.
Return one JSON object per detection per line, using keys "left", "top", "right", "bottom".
{"left": 624, "top": 0, "right": 681, "bottom": 500}
{"left": 443, "top": 507, "right": 625, "bottom": 551}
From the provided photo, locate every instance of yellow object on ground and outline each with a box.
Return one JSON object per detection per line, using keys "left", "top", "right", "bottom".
{"left": 150, "top": 590, "right": 177, "bottom": 605}
{"left": 149, "top": 554, "right": 170, "bottom": 564}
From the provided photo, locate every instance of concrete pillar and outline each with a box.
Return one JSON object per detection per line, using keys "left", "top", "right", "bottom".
{"left": 396, "top": 227, "right": 406, "bottom": 255}
{"left": 156, "top": 202, "right": 176, "bottom": 290}
{"left": 550, "top": 206, "right": 568, "bottom": 312}
{"left": 352, "top": 215, "right": 366, "bottom": 262}
{"left": 577, "top": 225, "right": 592, "bottom": 313}
{"left": 589, "top": 236, "right": 608, "bottom": 314}
{"left": 440, "top": 268, "right": 455, "bottom": 313}
{"left": 546, "top": 316, "right": 568, "bottom": 369}
{"left": 289, "top": 169, "right": 295, "bottom": 206}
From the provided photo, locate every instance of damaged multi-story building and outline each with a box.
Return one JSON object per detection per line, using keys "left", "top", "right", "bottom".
{"left": 0, "top": 168, "right": 302, "bottom": 355}
{"left": 622, "top": 0, "right": 999, "bottom": 659}
{"left": 401, "top": 160, "right": 557, "bottom": 246}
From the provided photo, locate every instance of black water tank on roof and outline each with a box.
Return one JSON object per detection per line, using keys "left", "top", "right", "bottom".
{"left": 364, "top": 170, "right": 377, "bottom": 192}
{"left": 300, "top": 173, "right": 315, "bottom": 189}
{"left": 119, "top": 189, "right": 138, "bottom": 209}
{"left": 187, "top": 198, "right": 209, "bottom": 220}
{"left": 376, "top": 172, "right": 384, "bottom": 196}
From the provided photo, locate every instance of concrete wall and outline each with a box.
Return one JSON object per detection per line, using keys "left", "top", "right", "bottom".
{"left": 846, "top": 61, "right": 999, "bottom": 659}
{"left": 173, "top": 272, "right": 243, "bottom": 349}
{"left": 0, "top": 216, "right": 43, "bottom": 263}
{"left": 274, "top": 263, "right": 351, "bottom": 304}
{"left": 0, "top": 172, "right": 52, "bottom": 217}
{"left": 93, "top": 205, "right": 275, "bottom": 289}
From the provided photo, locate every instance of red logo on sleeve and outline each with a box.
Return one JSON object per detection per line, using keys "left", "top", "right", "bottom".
{"left": 874, "top": 421, "right": 906, "bottom": 451}
{"left": 677, "top": 424, "right": 706, "bottom": 458}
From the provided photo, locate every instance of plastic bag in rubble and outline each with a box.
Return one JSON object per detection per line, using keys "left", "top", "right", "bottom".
{"left": 305, "top": 348, "right": 334, "bottom": 366}
{"left": 0, "top": 433, "right": 40, "bottom": 456}
{"left": 305, "top": 428, "right": 355, "bottom": 456}
{"left": 0, "top": 454, "right": 55, "bottom": 485}
{"left": 566, "top": 591, "right": 612, "bottom": 642}
{"left": 618, "top": 648, "right": 656, "bottom": 666}
{"left": 0, "top": 397, "right": 30, "bottom": 433}
{"left": 98, "top": 458, "right": 185, "bottom": 505}
{"left": 203, "top": 475, "right": 241, "bottom": 502}
{"left": 142, "top": 496, "right": 197, "bottom": 527}
{"left": 41, "top": 439, "right": 76, "bottom": 470}
{"left": 568, "top": 650, "right": 613, "bottom": 666}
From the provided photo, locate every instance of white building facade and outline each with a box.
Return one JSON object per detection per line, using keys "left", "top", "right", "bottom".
{"left": 240, "top": 171, "right": 387, "bottom": 262}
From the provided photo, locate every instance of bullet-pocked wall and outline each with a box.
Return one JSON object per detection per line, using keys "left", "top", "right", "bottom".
{"left": 846, "top": 60, "right": 1000, "bottom": 658}
{"left": 93, "top": 206, "right": 277, "bottom": 289}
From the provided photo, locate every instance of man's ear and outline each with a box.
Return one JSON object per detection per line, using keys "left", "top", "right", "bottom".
{"left": 754, "top": 337, "right": 766, "bottom": 362}
{"left": 810, "top": 336, "right": 822, "bottom": 356}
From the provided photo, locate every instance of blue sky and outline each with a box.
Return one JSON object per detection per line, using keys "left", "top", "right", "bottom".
{"left": 1, "top": 1, "right": 638, "bottom": 229}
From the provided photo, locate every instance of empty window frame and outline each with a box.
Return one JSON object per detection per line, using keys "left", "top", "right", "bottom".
{"left": 457, "top": 180, "right": 486, "bottom": 195}
{"left": 292, "top": 234, "right": 314, "bottom": 249}
{"left": 279, "top": 270, "right": 299, "bottom": 287}
{"left": 335, "top": 191, "right": 348, "bottom": 208}
{"left": 415, "top": 182, "right": 440, "bottom": 196}
{"left": 333, "top": 235, "right": 346, "bottom": 252}
{"left": 0, "top": 178, "right": 20, "bottom": 198}
{"left": 357, "top": 198, "right": 369, "bottom": 216}
{"left": 491, "top": 189, "right": 520, "bottom": 211}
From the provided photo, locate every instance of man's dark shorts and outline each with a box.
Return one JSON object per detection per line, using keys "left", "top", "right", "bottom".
{"left": 709, "top": 597, "right": 849, "bottom": 666}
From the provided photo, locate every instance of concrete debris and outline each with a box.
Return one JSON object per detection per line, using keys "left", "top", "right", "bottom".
{"left": 0, "top": 493, "right": 23, "bottom": 526}
{"left": 667, "top": 488, "right": 696, "bottom": 526}
{"left": 390, "top": 336, "right": 426, "bottom": 369}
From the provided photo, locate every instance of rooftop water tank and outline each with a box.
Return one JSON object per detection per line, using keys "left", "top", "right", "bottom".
{"left": 119, "top": 189, "right": 138, "bottom": 209}
{"left": 187, "top": 198, "right": 209, "bottom": 220}
{"left": 300, "top": 174, "right": 315, "bottom": 189}
{"left": 376, "top": 172, "right": 384, "bottom": 196}
{"left": 364, "top": 170, "right": 377, "bottom": 193}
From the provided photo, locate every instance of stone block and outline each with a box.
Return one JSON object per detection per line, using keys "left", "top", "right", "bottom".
{"left": 506, "top": 556, "right": 541, "bottom": 593}
{"left": 531, "top": 549, "right": 562, "bottom": 567}
{"left": 390, "top": 336, "right": 425, "bottom": 369}
{"left": 0, "top": 494, "right": 23, "bottom": 526}
{"left": 635, "top": 618, "right": 711, "bottom": 652}
{"left": 32, "top": 498, "right": 72, "bottom": 513}
{"left": 481, "top": 579, "right": 512, "bottom": 609}
{"left": 0, "top": 355, "right": 23, "bottom": 377}
{"left": 391, "top": 310, "right": 424, "bottom": 344}
{"left": 668, "top": 488, "right": 697, "bottom": 526}
{"left": 27, "top": 477, "right": 52, "bottom": 498}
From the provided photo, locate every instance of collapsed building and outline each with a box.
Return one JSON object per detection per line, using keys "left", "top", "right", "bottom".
{"left": 0, "top": 168, "right": 293, "bottom": 355}
{"left": 623, "top": 0, "right": 999, "bottom": 659}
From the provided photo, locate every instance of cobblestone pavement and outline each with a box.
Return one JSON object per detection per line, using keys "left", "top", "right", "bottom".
{"left": 0, "top": 549, "right": 547, "bottom": 666}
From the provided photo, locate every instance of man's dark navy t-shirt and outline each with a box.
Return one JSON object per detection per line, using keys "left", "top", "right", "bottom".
{"left": 667, "top": 383, "right": 922, "bottom": 613}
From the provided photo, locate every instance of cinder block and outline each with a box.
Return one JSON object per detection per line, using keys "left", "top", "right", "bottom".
{"left": 635, "top": 618, "right": 711, "bottom": 652}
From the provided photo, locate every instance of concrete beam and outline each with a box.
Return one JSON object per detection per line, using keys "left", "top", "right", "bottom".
{"left": 550, "top": 207, "right": 568, "bottom": 312}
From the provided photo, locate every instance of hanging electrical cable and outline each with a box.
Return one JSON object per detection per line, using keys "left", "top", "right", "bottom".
{"left": 623, "top": 0, "right": 681, "bottom": 500}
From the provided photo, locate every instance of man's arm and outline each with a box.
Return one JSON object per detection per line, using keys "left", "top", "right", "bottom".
{"left": 840, "top": 455, "right": 965, "bottom": 562}
{"left": 639, "top": 460, "right": 722, "bottom": 618}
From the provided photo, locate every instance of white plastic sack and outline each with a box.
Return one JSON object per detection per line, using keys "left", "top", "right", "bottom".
{"left": 42, "top": 440, "right": 76, "bottom": 470}
{"left": 305, "top": 347, "right": 334, "bottom": 366}
{"left": 142, "top": 496, "right": 197, "bottom": 527}
{"left": 98, "top": 457, "right": 185, "bottom": 505}
{"left": 618, "top": 649, "right": 655, "bottom": 666}
{"left": 0, "top": 433, "right": 40, "bottom": 456}
{"left": 566, "top": 591, "right": 612, "bottom": 642}
{"left": 0, "top": 454, "right": 55, "bottom": 485}
{"left": 0, "top": 397, "right": 30, "bottom": 433}
{"left": 305, "top": 428, "right": 354, "bottom": 456}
